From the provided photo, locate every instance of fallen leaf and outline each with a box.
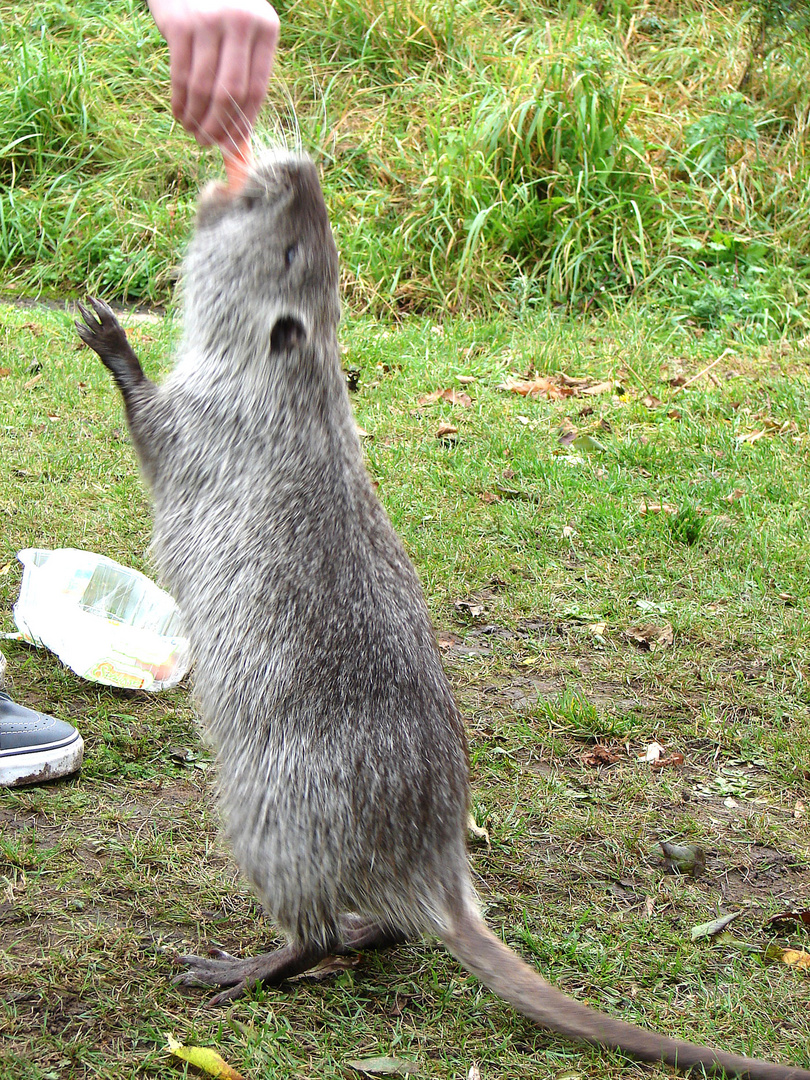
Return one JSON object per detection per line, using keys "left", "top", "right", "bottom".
{"left": 346, "top": 1058, "right": 420, "bottom": 1076}
{"left": 573, "top": 433, "right": 607, "bottom": 453}
{"left": 581, "top": 745, "right": 620, "bottom": 766}
{"left": 668, "top": 374, "right": 688, "bottom": 387}
{"left": 499, "top": 374, "right": 572, "bottom": 400}
{"left": 559, "top": 373, "right": 591, "bottom": 387}
{"left": 667, "top": 409, "right": 682, "bottom": 420}
{"left": 736, "top": 429, "right": 767, "bottom": 445}
{"left": 456, "top": 375, "right": 476, "bottom": 385}
{"left": 639, "top": 500, "right": 677, "bottom": 515}
{"left": 642, "top": 394, "right": 662, "bottom": 408}
{"left": 588, "top": 621, "right": 606, "bottom": 636}
{"left": 764, "top": 910, "right": 810, "bottom": 935}
{"left": 418, "top": 388, "right": 472, "bottom": 407}
{"left": 165, "top": 1034, "right": 245, "bottom": 1080}
{"left": 724, "top": 488, "right": 745, "bottom": 503}
{"left": 558, "top": 423, "right": 578, "bottom": 447}
{"left": 0, "top": 562, "right": 12, "bottom": 576}
{"left": 454, "top": 598, "right": 486, "bottom": 618}
{"left": 467, "top": 1066, "right": 482, "bottom": 1080}
{"left": 764, "top": 945, "right": 810, "bottom": 971}
{"left": 636, "top": 599, "right": 667, "bottom": 614}
{"left": 562, "top": 525, "right": 577, "bottom": 539}
{"left": 291, "top": 954, "right": 360, "bottom": 980}
{"left": 435, "top": 422, "right": 458, "bottom": 438}
{"left": 691, "top": 910, "right": 743, "bottom": 940}
{"left": 356, "top": 425, "right": 372, "bottom": 439}
{"left": 625, "top": 624, "right": 674, "bottom": 651}
{"left": 660, "top": 841, "right": 705, "bottom": 876}
{"left": 467, "top": 814, "right": 491, "bottom": 846}
{"left": 578, "top": 379, "right": 615, "bottom": 396}
{"left": 24, "top": 373, "right": 43, "bottom": 390}
{"left": 0, "top": 367, "right": 9, "bottom": 378}
{"left": 478, "top": 491, "right": 501, "bottom": 504}
{"left": 641, "top": 741, "right": 665, "bottom": 763}
{"left": 436, "top": 631, "right": 461, "bottom": 651}
{"left": 650, "top": 751, "right": 685, "bottom": 770}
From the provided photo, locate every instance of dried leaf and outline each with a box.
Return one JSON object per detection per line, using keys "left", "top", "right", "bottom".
{"left": 478, "top": 491, "right": 501, "bottom": 504}
{"left": 0, "top": 367, "right": 10, "bottom": 378}
{"left": 764, "top": 945, "right": 810, "bottom": 971}
{"left": 639, "top": 500, "right": 677, "bottom": 515}
{"left": 356, "top": 425, "right": 372, "bottom": 439}
{"left": 724, "top": 488, "right": 745, "bottom": 503}
{"left": 436, "top": 631, "right": 461, "bottom": 651}
{"left": 467, "top": 1066, "right": 482, "bottom": 1080}
{"left": 499, "top": 374, "right": 572, "bottom": 400}
{"left": 24, "top": 373, "right": 43, "bottom": 390}
{"left": 291, "top": 954, "right": 360, "bottom": 980}
{"left": 578, "top": 380, "right": 615, "bottom": 396}
{"left": 435, "top": 423, "right": 458, "bottom": 438}
{"left": 467, "top": 814, "right": 491, "bottom": 846}
{"left": 691, "top": 910, "right": 742, "bottom": 940}
{"left": 641, "top": 741, "right": 666, "bottom": 763}
{"left": 581, "top": 745, "right": 620, "bottom": 767}
{"left": 456, "top": 375, "right": 476, "bottom": 385}
{"left": 346, "top": 1057, "right": 420, "bottom": 1076}
{"left": 736, "top": 429, "right": 767, "bottom": 445}
{"left": 165, "top": 1034, "right": 245, "bottom": 1080}
{"left": 642, "top": 394, "right": 662, "bottom": 408}
{"left": 562, "top": 525, "right": 577, "bottom": 539}
{"left": 418, "top": 388, "right": 472, "bottom": 407}
{"left": 651, "top": 752, "right": 685, "bottom": 770}
{"left": 454, "top": 598, "right": 486, "bottom": 618}
{"left": 764, "top": 910, "right": 810, "bottom": 934}
{"left": 625, "top": 624, "right": 674, "bottom": 651}
{"left": 660, "top": 841, "right": 706, "bottom": 876}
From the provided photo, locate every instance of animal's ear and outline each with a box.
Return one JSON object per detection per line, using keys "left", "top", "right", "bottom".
{"left": 270, "top": 315, "right": 308, "bottom": 352}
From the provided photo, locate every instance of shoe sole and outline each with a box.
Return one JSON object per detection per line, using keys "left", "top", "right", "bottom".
{"left": 0, "top": 732, "right": 84, "bottom": 787}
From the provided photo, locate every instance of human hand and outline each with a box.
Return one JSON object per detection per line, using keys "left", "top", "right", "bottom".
{"left": 148, "top": 0, "right": 279, "bottom": 151}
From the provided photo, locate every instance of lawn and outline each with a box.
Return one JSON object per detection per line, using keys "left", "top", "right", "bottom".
{"left": 1, "top": 0, "right": 809, "bottom": 1078}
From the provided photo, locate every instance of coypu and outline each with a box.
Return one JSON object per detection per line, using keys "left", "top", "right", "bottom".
{"left": 76, "top": 148, "right": 809, "bottom": 1080}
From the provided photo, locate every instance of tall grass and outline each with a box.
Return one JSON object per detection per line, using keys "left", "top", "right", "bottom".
{"left": 0, "top": 0, "right": 808, "bottom": 330}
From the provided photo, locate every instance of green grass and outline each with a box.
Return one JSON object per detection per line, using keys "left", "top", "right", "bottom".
{"left": 1, "top": 300, "right": 809, "bottom": 1080}
{"left": 1, "top": 1, "right": 809, "bottom": 1076}
{"left": 1, "top": 1, "right": 809, "bottom": 325}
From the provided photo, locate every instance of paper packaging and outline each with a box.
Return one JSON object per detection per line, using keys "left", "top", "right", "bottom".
{"left": 12, "top": 548, "right": 190, "bottom": 691}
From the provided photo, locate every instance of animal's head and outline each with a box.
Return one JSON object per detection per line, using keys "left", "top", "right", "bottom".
{"left": 184, "top": 149, "right": 340, "bottom": 359}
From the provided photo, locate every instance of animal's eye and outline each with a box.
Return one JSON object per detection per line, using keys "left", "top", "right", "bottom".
{"left": 285, "top": 244, "right": 298, "bottom": 268}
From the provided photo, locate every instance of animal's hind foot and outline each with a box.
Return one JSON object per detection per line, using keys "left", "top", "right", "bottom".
{"left": 175, "top": 917, "right": 410, "bottom": 1005}
{"left": 174, "top": 942, "right": 327, "bottom": 1005}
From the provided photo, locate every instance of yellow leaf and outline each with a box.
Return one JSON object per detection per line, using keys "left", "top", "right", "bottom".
{"left": 765, "top": 947, "right": 810, "bottom": 972}
{"left": 165, "top": 1033, "right": 247, "bottom": 1080}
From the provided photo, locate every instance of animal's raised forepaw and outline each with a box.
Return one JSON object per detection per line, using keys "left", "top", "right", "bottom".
{"left": 76, "top": 298, "right": 144, "bottom": 385}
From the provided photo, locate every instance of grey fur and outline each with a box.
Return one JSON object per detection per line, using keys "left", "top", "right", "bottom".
{"left": 76, "top": 150, "right": 810, "bottom": 1080}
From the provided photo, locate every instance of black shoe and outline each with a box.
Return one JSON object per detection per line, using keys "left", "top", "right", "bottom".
{"left": 0, "top": 690, "right": 84, "bottom": 787}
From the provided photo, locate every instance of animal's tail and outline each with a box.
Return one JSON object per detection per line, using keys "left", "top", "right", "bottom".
{"left": 442, "top": 908, "right": 810, "bottom": 1080}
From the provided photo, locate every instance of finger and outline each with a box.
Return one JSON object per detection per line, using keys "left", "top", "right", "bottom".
{"left": 242, "top": 20, "right": 278, "bottom": 129}
{"left": 166, "top": 24, "right": 194, "bottom": 129}
{"left": 183, "top": 25, "right": 224, "bottom": 144}
{"left": 197, "top": 29, "right": 255, "bottom": 147}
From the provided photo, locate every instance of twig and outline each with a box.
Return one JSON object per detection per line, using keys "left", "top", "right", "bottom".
{"left": 672, "top": 348, "right": 735, "bottom": 396}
